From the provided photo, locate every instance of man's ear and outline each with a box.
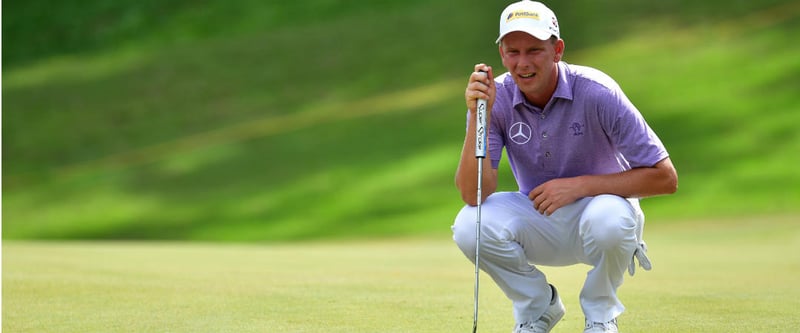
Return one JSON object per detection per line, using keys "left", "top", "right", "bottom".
{"left": 554, "top": 39, "right": 565, "bottom": 62}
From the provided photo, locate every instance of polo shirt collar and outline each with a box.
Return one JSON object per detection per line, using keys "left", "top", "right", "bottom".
{"left": 511, "top": 61, "right": 574, "bottom": 109}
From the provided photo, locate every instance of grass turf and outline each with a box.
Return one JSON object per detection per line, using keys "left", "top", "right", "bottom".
{"left": 3, "top": 1, "right": 799, "bottom": 242}
{"left": 4, "top": 216, "right": 799, "bottom": 332}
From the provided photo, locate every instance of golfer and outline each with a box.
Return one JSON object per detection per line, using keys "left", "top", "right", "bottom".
{"left": 452, "top": 1, "right": 678, "bottom": 332}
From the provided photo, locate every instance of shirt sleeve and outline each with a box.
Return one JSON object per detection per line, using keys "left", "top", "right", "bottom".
{"left": 599, "top": 86, "right": 669, "bottom": 168}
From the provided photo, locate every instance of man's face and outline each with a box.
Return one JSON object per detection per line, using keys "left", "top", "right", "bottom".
{"left": 499, "top": 31, "right": 564, "bottom": 105}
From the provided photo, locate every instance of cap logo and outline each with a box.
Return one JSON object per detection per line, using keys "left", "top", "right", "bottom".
{"left": 506, "top": 10, "right": 540, "bottom": 22}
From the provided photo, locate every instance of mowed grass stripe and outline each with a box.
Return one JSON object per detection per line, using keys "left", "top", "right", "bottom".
{"left": 52, "top": 79, "right": 462, "bottom": 179}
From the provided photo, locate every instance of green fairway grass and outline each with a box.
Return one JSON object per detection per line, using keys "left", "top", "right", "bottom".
{"left": 4, "top": 216, "right": 799, "bottom": 332}
{"left": 4, "top": 2, "right": 798, "bottom": 330}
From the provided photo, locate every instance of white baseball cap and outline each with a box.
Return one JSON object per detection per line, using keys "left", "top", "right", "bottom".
{"left": 496, "top": 0, "right": 560, "bottom": 44}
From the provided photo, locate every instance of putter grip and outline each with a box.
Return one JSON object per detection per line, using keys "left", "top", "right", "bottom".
{"left": 475, "top": 71, "right": 488, "bottom": 159}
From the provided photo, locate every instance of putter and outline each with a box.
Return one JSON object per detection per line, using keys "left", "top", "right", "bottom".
{"left": 472, "top": 70, "right": 488, "bottom": 333}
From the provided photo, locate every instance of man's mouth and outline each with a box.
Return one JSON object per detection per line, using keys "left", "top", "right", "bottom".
{"left": 520, "top": 73, "right": 535, "bottom": 79}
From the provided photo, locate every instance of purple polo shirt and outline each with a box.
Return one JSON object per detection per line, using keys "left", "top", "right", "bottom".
{"left": 474, "top": 61, "right": 669, "bottom": 195}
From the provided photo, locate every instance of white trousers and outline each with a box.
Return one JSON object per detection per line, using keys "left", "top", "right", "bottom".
{"left": 452, "top": 192, "right": 644, "bottom": 323}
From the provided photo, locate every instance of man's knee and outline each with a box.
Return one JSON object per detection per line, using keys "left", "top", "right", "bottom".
{"left": 452, "top": 205, "right": 479, "bottom": 260}
{"left": 452, "top": 193, "right": 520, "bottom": 260}
{"left": 581, "top": 195, "right": 637, "bottom": 251}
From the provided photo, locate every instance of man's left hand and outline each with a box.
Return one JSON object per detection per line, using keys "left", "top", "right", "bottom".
{"left": 528, "top": 177, "right": 585, "bottom": 216}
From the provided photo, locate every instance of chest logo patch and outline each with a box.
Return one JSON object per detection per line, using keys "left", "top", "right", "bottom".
{"left": 509, "top": 122, "right": 532, "bottom": 145}
{"left": 570, "top": 122, "right": 584, "bottom": 136}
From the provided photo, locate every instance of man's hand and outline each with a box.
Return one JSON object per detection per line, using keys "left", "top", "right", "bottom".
{"left": 528, "top": 177, "right": 586, "bottom": 216}
{"left": 465, "top": 64, "right": 496, "bottom": 116}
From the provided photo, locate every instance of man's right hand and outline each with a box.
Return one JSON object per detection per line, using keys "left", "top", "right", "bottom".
{"left": 465, "top": 64, "right": 496, "bottom": 116}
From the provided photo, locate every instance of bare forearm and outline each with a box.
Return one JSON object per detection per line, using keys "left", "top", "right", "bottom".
{"left": 530, "top": 157, "right": 677, "bottom": 215}
{"left": 455, "top": 120, "right": 497, "bottom": 205}
{"left": 458, "top": 64, "right": 498, "bottom": 206}
{"left": 577, "top": 158, "right": 678, "bottom": 199}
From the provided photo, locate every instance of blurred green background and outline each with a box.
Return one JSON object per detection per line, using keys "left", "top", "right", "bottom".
{"left": 3, "top": 0, "right": 799, "bottom": 242}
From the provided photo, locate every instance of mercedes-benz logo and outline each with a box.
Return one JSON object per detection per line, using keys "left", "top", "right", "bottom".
{"left": 509, "top": 122, "right": 532, "bottom": 145}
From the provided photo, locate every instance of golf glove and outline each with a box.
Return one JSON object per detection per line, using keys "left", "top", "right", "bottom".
{"left": 628, "top": 242, "right": 652, "bottom": 276}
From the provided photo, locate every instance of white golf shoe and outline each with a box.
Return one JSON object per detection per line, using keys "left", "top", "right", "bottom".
{"left": 512, "top": 285, "right": 565, "bottom": 333}
{"left": 584, "top": 318, "right": 619, "bottom": 333}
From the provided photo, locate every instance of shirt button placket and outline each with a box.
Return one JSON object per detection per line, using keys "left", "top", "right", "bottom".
{"left": 542, "top": 131, "right": 551, "bottom": 159}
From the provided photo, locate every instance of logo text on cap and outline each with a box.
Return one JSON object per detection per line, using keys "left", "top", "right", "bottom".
{"left": 506, "top": 10, "right": 540, "bottom": 22}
